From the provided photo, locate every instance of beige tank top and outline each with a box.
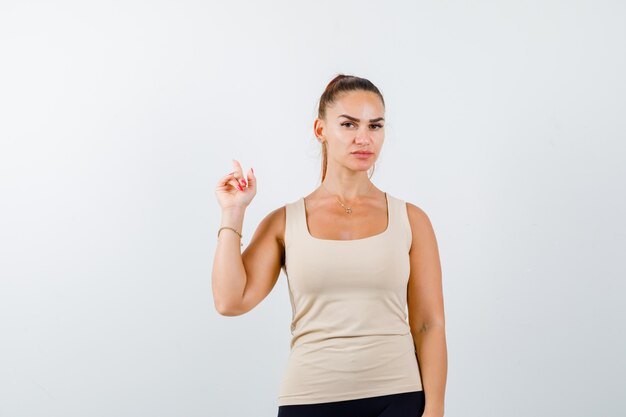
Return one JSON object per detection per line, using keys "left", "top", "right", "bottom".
{"left": 277, "top": 192, "right": 423, "bottom": 406}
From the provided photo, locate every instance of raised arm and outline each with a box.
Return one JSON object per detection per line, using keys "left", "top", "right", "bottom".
{"left": 212, "top": 206, "right": 285, "bottom": 316}
{"left": 211, "top": 159, "right": 285, "bottom": 316}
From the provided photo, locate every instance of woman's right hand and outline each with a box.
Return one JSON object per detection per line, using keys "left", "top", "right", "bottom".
{"left": 215, "top": 159, "right": 256, "bottom": 211}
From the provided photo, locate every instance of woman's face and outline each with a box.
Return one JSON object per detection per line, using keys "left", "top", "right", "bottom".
{"left": 314, "top": 90, "right": 385, "bottom": 174}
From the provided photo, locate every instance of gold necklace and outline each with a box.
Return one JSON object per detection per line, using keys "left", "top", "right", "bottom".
{"left": 321, "top": 181, "right": 375, "bottom": 214}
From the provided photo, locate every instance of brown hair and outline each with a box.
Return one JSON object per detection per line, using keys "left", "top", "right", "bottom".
{"left": 316, "top": 74, "right": 385, "bottom": 183}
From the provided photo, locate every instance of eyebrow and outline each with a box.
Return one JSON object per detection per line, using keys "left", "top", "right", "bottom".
{"left": 337, "top": 114, "right": 385, "bottom": 123}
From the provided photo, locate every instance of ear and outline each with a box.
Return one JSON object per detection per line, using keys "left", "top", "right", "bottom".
{"left": 313, "top": 117, "right": 325, "bottom": 141}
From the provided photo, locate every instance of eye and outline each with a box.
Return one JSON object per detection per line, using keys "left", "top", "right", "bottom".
{"left": 370, "top": 124, "right": 383, "bottom": 130}
{"left": 341, "top": 122, "right": 355, "bottom": 128}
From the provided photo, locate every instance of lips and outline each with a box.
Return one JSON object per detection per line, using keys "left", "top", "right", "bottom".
{"left": 352, "top": 151, "right": 374, "bottom": 159}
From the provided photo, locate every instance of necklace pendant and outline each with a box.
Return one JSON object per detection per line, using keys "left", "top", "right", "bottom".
{"left": 345, "top": 207, "right": 352, "bottom": 214}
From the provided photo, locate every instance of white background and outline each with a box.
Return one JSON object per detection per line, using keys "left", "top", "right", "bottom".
{"left": 1, "top": 1, "right": 624, "bottom": 416}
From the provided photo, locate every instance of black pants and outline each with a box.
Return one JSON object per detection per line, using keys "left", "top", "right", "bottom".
{"left": 277, "top": 390, "right": 425, "bottom": 417}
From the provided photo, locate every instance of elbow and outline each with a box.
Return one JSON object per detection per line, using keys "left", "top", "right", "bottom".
{"left": 215, "top": 301, "right": 243, "bottom": 317}
{"left": 422, "top": 318, "right": 446, "bottom": 332}
{"left": 218, "top": 309, "right": 240, "bottom": 317}
{"left": 410, "top": 318, "right": 446, "bottom": 334}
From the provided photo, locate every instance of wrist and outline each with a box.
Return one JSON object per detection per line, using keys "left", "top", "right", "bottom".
{"left": 222, "top": 205, "right": 246, "bottom": 214}
{"left": 217, "top": 226, "right": 243, "bottom": 247}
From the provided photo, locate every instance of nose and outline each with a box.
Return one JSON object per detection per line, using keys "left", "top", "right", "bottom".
{"left": 355, "top": 127, "right": 371, "bottom": 144}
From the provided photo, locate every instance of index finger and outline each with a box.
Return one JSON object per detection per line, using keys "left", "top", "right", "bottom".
{"left": 232, "top": 159, "right": 243, "bottom": 176}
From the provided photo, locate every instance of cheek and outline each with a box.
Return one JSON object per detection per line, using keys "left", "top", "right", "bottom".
{"left": 330, "top": 126, "right": 347, "bottom": 137}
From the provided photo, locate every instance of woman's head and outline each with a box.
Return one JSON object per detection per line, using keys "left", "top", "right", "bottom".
{"left": 314, "top": 74, "right": 386, "bottom": 183}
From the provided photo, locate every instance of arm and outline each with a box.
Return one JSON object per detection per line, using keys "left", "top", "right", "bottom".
{"left": 212, "top": 206, "right": 247, "bottom": 315}
{"left": 406, "top": 203, "right": 447, "bottom": 417}
{"left": 212, "top": 206, "right": 285, "bottom": 316}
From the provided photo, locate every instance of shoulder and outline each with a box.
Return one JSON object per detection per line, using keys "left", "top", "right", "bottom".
{"left": 261, "top": 203, "right": 287, "bottom": 248}
{"left": 404, "top": 201, "right": 437, "bottom": 250}
{"left": 405, "top": 201, "right": 431, "bottom": 225}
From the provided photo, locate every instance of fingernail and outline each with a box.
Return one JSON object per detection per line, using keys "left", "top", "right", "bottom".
{"left": 251, "top": 167, "right": 254, "bottom": 173}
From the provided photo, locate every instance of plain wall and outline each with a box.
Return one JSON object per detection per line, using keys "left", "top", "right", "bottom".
{"left": 1, "top": 1, "right": 624, "bottom": 416}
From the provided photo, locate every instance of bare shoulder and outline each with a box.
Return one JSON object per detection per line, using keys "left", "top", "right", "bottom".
{"left": 264, "top": 204, "right": 286, "bottom": 249}
{"left": 405, "top": 201, "right": 433, "bottom": 229}
{"left": 246, "top": 203, "right": 286, "bottom": 261}
{"left": 404, "top": 201, "right": 437, "bottom": 251}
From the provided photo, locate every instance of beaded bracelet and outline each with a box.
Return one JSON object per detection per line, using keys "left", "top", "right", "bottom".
{"left": 218, "top": 226, "right": 243, "bottom": 246}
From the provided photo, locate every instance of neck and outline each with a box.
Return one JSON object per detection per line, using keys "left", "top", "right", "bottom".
{"left": 321, "top": 175, "right": 373, "bottom": 202}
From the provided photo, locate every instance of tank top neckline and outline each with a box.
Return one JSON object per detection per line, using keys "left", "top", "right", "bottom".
{"left": 300, "top": 192, "right": 391, "bottom": 243}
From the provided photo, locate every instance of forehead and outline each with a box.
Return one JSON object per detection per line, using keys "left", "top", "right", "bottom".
{"left": 328, "top": 90, "right": 384, "bottom": 116}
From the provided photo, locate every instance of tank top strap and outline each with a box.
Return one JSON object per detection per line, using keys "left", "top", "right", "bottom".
{"left": 387, "top": 193, "right": 413, "bottom": 252}
{"left": 284, "top": 197, "right": 306, "bottom": 249}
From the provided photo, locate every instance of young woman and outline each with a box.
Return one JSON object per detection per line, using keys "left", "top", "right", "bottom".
{"left": 212, "top": 74, "right": 447, "bottom": 417}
